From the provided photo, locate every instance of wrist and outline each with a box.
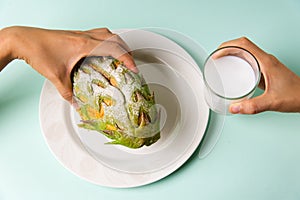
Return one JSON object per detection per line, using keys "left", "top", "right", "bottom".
{"left": 295, "top": 78, "right": 300, "bottom": 112}
{"left": 281, "top": 75, "right": 300, "bottom": 113}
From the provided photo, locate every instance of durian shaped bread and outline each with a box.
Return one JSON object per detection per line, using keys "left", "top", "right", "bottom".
{"left": 72, "top": 56, "right": 160, "bottom": 149}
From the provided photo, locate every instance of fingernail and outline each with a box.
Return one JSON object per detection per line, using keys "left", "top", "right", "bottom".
{"left": 132, "top": 67, "right": 139, "bottom": 73}
{"left": 71, "top": 100, "right": 79, "bottom": 109}
{"left": 230, "top": 104, "right": 240, "bottom": 114}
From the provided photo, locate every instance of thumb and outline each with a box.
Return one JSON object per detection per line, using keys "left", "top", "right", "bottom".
{"left": 56, "top": 86, "right": 73, "bottom": 104}
{"left": 52, "top": 79, "right": 74, "bottom": 104}
{"left": 229, "top": 95, "right": 270, "bottom": 114}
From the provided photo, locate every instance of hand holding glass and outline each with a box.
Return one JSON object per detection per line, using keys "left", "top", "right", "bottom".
{"left": 203, "top": 46, "right": 261, "bottom": 114}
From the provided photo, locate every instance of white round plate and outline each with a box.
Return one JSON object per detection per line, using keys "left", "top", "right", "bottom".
{"left": 39, "top": 29, "right": 209, "bottom": 188}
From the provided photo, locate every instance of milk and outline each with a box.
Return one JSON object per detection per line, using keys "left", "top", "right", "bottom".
{"left": 204, "top": 56, "right": 256, "bottom": 98}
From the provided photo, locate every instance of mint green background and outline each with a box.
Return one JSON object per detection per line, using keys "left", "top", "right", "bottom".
{"left": 1, "top": 0, "right": 300, "bottom": 199}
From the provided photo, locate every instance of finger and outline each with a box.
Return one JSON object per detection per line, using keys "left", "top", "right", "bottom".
{"left": 105, "top": 34, "right": 132, "bottom": 55}
{"left": 57, "top": 85, "right": 73, "bottom": 103}
{"left": 71, "top": 28, "right": 112, "bottom": 40}
{"left": 229, "top": 94, "right": 270, "bottom": 114}
{"left": 89, "top": 40, "right": 138, "bottom": 73}
{"left": 85, "top": 31, "right": 132, "bottom": 54}
{"left": 211, "top": 46, "right": 260, "bottom": 74}
{"left": 218, "top": 37, "right": 257, "bottom": 49}
{"left": 118, "top": 53, "right": 138, "bottom": 73}
{"left": 51, "top": 76, "right": 74, "bottom": 103}
{"left": 86, "top": 27, "right": 112, "bottom": 33}
{"left": 217, "top": 37, "right": 268, "bottom": 61}
{"left": 211, "top": 47, "right": 243, "bottom": 59}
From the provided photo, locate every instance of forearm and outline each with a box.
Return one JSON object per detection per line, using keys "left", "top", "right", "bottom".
{"left": 0, "top": 27, "right": 14, "bottom": 71}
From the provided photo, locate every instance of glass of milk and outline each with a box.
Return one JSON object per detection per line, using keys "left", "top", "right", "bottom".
{"left": 203, "top": 46, "right": 261, "bottom": 114}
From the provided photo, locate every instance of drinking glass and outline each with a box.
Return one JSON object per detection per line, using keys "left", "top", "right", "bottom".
{"left": 203, "top": 46, "right": 261, "bottom": 115}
